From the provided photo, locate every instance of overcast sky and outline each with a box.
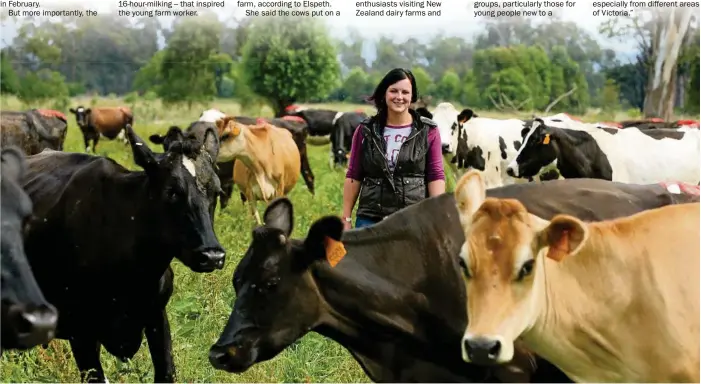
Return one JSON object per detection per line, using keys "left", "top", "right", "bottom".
{"left": 2, "top": 0, "right": 687, "bottom": 61}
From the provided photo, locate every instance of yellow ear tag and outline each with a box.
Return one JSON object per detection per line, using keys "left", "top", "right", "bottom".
{"left": 543, "top": 134, "right": 550, "bottom": 145}
{"left": 231, "top": 124, "right": 241, "bottom": 136}
{"left": 546, "top": 229, "right": 568, "bottom": 262}
{"left": 324, "top": 236, "right": 346, "bottom": 268}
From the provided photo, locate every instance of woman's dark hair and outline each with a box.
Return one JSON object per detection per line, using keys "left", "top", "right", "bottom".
{"left": 366, "top": 68, "right": 418, "bottom": 124}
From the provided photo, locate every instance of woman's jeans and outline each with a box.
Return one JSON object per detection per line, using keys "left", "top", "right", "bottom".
{"left": 355, "top": 215, "right": 381, "bottom": 228}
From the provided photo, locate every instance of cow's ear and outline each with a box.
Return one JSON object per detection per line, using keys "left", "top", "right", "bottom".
{"left": 149, "top": 134, "right": 165, "bottom": 145}
{"left": 125, "top": 124, "right": 158, "bottom": 174}
{"left": 264, "top": 197, "right": 293, "bottom": 237}
{"left": 69, "top": 108, "right": 76, "bottom": 114}
{"left": 536, "top": 215, "right": 588, "bottom": 262}
{"left": 85, "top": 108, "right": 92, "bottom": 115}
{"left": 454, "top": 170, "right": 486, "bottom": 229}
{"left": 303, "top": 215, "right": 344, "bottom": 267}
{"left": 458, "top": 109, "right": 475, "bottom": 124}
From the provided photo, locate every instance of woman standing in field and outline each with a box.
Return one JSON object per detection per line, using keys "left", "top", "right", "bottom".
{"left": 341, "top": 68, "right": 446, "bottom": 230}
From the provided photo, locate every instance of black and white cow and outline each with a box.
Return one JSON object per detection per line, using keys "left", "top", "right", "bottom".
{"left": 506, "top": 118, "right": 701, "bottom": 185}
{"left": 432, "top": 103, "right": 558, "bottom": 188}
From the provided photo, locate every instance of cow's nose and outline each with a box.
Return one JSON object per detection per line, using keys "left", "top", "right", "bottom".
{"left": 194, "top": 248, "right": 226, "bottom": 270}
{"left": 463, "top": 336, "right": 501, "bottom": 365}
{"left": 441, "top": 143, "right": 451, "bottom": 154}
{"left": 8, "top": 302, "right": 58, "bottom": 348}
{"left": 506, "top": 166, "right": 516, "bottom": 177}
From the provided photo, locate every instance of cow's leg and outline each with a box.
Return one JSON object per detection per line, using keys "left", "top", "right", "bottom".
{"left": 117, "top": 129, "right": 128, "bottom": 145}
{"left": 145, "top": 308, "right": 176, "bottom": 382}
{"left": 249, "top": 201, "right": 262, "bottom": 226}
{"left": 299, "top": 149, "right": 315, "bottom": 195}
{"left": 328, "top": 147, "right": 335, "bottom": 169}
{"left": 83, "top": 135, "right": 91, "bottom": 153}
{"left": 92, "top": 135, "right": 99, "bottom": 153}
{"left": 69, "top": 336, "right": 106, "bottom": 383}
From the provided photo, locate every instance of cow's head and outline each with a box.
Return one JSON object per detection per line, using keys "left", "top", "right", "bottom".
{"left": 454, "top": 170, "right": 588, "bottom": 365}
{"left": 127, "top": 124, "right": 226, "bottom": 273}
{"left": 506, "top": 119, "right": 558, "bottom": 179}
{"left": 68, "top": 106, "right": 91, "bottom": 128}
{"left": 215, "top": 117, "right": 254, "bottom": 163}
{"left": 209, "top": 198, "right": 338, "bottom": 373}
{"left": 1, "top": 147, "right": 58, "bottom": 351}
{"left": 149, "top": 124, "right": 222, "bottom": 219}
{"left": 331, "top": 147, "right": 351, "bottom": 168}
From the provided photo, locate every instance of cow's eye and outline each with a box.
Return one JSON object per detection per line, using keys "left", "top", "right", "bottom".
{"left": 458, "top": 258, "right": 471, "bottom": 278}
{"left": 517, "top": 259, "right": 535, "bottom": 281}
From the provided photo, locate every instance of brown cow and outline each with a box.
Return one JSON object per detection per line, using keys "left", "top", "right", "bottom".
{"left": 215, "top": 117, "right": 301, "bottom": 225}
{"left": 68, "top": 106, "right": 133, "bottom": 153}
{"left": 454, "top": 170, "right": 700, "bottom": 382}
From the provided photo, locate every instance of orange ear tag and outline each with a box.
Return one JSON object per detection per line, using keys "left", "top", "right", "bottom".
{"left": 543, "top": 134, "right": 550, "bottom": 145}
{"left": 324, "top": 236, "right": 347, "bottom": 268}
{"left": 231, "top": 124, "right": 241, "bottom": 136}
{"left": 546, "top": 229, "right": 568, "bottom": 262}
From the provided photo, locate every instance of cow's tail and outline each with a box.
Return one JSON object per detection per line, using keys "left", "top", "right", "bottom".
{"left": 120, "top": 107, "right": 134, "bottom": 126}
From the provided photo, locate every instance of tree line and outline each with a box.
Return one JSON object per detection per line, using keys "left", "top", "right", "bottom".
{"left": 1, "top": 11, "right": 698, "bottom": 118}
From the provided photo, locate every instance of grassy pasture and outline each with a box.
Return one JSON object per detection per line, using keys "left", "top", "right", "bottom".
{"left": 1, "top": 96, "right": 697, "bottom": 383}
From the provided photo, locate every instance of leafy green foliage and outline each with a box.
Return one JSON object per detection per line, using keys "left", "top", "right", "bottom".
{"left": 241, "top": 16, "right": 340, "bottom": 115}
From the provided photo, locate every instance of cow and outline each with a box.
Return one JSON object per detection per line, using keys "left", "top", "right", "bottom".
{"left": 206, "top": 176, "right": 698, "bottom": 383}
{"left": 1, "top": 109, "right": 68, "bottom": 155}
{"left": 455, "top": 170, "right": 699, "bottom": 382}
{"left": 415, "top": 107, "right": 433, "bottom": 119}
{"left": 20, "top": 124, "right": 226, "bottom": 382}
{"left": 432, "top": 103, "right": 558, "bottom": 188}
{"left": 329, "top": 111, "right": 368, "bottom": 168}
{"left": 282, "top": 108, "right": 342, "bottom": 138}
{"left": 215, "top": 117, "right": 301, "bottom": 225}
{"left": 506, "top": 118, "right": 701, "bottom": 185}
{"left": 0, "top": 147, "right": 58, "bottom": 353}
{"left": 198, "top": 109, "right": 315, "bottom": 203}
{"left": 68, "top": 106, "right": 134, "bottom": 153}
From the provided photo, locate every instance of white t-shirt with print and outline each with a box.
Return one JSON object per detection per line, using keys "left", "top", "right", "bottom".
{"left": 382, "top": 124, "right": 413, "bottom": 172}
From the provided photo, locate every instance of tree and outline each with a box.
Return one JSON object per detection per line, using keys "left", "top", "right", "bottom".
{"left": 0, "top": 51, "right": 19, "bottom": 94}
{"left": 340, "top": 66, "right": 372, "bottom": 103}
{"left": 600, "top": 78, "right": 621, "bottom": 119}
{"left": 601, "top": 9, "right": 696, "bottom": 120}
{"left": 240, "top": 16, "right": 340, "bottom": 116}
{"left": 159, "top": 14, "right": 223, "bottom": 108}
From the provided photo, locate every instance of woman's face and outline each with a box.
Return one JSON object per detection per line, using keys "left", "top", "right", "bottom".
{"left": 384, "top": 78, "right": 412, "bottom": 115}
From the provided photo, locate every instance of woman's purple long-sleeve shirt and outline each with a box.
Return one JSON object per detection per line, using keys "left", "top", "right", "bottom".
{"left": 345, "top": 123, "right": 446, "bottom": 182}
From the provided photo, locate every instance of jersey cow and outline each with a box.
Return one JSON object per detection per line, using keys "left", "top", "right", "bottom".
{"left": 1, "top": 147, "right": 57, "bottom": 352}
{"left": 215, "top": 117, "right": 301, "bottom": 226}
{"left": 1, "top": 109, "right": 68, "bottom": 155}
{"left": 455, "top": 170, "right": 699, "bottom": 382}
{"left": 506, "top": 118, "right": 701, "bottom": 185}
{"left": 282, "top": 107, "right": 343, "bottom": 139}
{"left": 207, "top": 176, "right": 698, "bottom": 382}
{"left": 20, "top": 125, "right": 225, "bottom": 382}
{"left": 198, "top": 109, "right": 315, "bottom": 205}
{"left": 69, "top": 106, "right": 133, "bottom": 153}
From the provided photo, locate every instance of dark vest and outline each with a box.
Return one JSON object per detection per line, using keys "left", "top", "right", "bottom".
{"left": 356, "top": 110, "right": 438, "bottom": 220}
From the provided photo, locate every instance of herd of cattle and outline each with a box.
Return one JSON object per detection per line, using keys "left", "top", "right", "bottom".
{"left": 1, "top": 101, "right": 700, "bottom": 383}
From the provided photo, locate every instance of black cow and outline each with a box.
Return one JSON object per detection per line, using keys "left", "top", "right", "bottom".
{"left": 208, "top": 178, "right": 698, "bottom": 382}
{"left": 20, "top": 125, "right": 226, "bottom": 382}
{"left": 1, "top": 109, "right": 68, "bottom": 155}
{"left": 1, "top": 147, "right": 58, "bottom": 352}
{"left": 329, "top": 111, "right": 368, "bottom": 168}
{"left": 282, "top": 108, "right": 341, "bottom": 137}
{"left": 415, "top": 107, "right": 433, "bottom": 120}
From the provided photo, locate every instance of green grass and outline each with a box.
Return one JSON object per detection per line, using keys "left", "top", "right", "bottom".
{"left": 0, "top": 105, "right": 371, "bottom": 383}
